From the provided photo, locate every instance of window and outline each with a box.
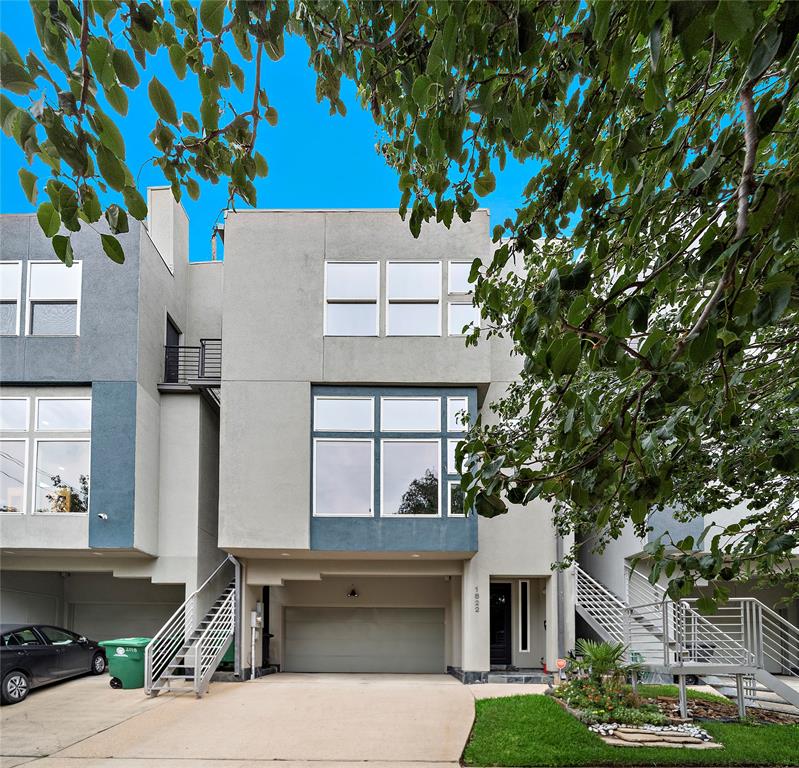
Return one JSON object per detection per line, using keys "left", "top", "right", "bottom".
{"left": 0, "top": 398, "right": 28, "bottom": 431}
{"left": 33, "top": 440, "right": 90, "bottom": 514}
{"left": 519, "top": 580, "right": 530, "bottom": 652}
{"left": 39, "top": 626, "right": 78, "bottom": 645}
{"left": 0, "top": 261, "right": 22, "bottom": 335}
{"left": 36, "top": 398, "right": 91, "bottom": 431}
{"left": 314, "top": 396, "right": 374, "bottom": 432}
{"left": 448, "top": 480, "right": 465, "bottom": 517}
{"left": 447, "top": 439, "right": 461, "bottom": 474}
{"left": 381, "top": 439, "right": 440, "bottom": 516}
{"left": 381, "top": 397, "right": 440, "bottom": 432}
{"left": 0, "top": 439, "right": 26, "bottom": 514}
{"left": 386, "top": 261, "right": 441, "bottom": 336}
{"left": 447, "top": 397, "right": 469, "bottom": 432}
{"left": 324, "top": 262, "right": 379, "bottom": 336}
{"left": 1, "top": 628, "right": 41, "bottom": 647}
{"left": 448, "top": 302, "right": 479, "bottom": 336}
{"left": 448, "top": 261, "right": 472, "bottom": 294}
{"left": 313, "top": 439, "right": 373, "bottom": 517}
{"left": 27, "top": 261, "right": 82, "bottom": 336}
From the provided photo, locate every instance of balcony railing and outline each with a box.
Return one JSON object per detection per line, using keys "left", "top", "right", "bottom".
{"left": 163, "top": 338, "right": 222, "bottom": 385}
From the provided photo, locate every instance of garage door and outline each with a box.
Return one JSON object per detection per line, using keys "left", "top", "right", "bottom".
{"left": 70, "top": 602, "right": 182, "bottom": 642}
{"left": 284, "top": 607, "right": 445, "bottom": 673}
{"left": 0, "top": 588, "right": 59, "bottom": 626}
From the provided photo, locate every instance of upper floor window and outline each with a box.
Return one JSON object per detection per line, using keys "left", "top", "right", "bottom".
{"left": 386, "top": 261, "right": 441, "bottom": 336}
{"left": 0, "top": 398, "right": 29, "bottom": 431}
{"left": 381, "top": 397, "right": 440, "bottom": 432}
{"left": 27, "top": 261, "right": 82, "bottom": 336}
{"left": 0, "top": 261, "right": 22, "bottom": 335}
{"left": 0, "top": 438, "right": 26, "bottom": 514}
{"left": 36, "top": 398, "right": 91, "bottom": 431}
{"left": 447, "top": 261, "right": 478, "bottom": 336}
{"left": 324, "top": 262, "right": 379, "bottom": 336}
{"left": 314, "top": 396, "right": 374, "bottom": 432}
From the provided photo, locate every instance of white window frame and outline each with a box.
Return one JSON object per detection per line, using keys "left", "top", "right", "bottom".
{"left": 447, "top": 439, "right": 461, "bottom": 474}
{"left": 0, "top": 397, "right": 30, "bottom": 432}
{"left": 312, "top": 437, "right": 374, "bottom": 518}
{"left": 385, "top": 260, "right": 442, "bottom": 337}
{"left": 323, "top": 261, "right": 379, "bottom": 337}
{"left": 447, "top": 397, "right": 469, "bottom": 432}
{"left": 26, "top": 260, "right": 82, "bottom": 337}
{"left": 313, "top": 396, "right": 374, "bottom": 433}
{"left": 447, "top": 479, "right": 466, "bottom": 517}
{"left": 447, "top": 261, "right": 473, "bottom": 295}
{"left": 34, "top": 397, "right": 92, "bottom": 432}
{"left": 0, "top": 260, "right": 23, "bottom": 336}
{"left": 380, "top": 396, "right": 441, "bottom": 433}
{"left": 519, "top": 579, "right": 531, "bottom": 653}
{"left": 31, "top": 437, "right": 91, "bottom": 515}
{"left": 447, "top": 301, "right": 479, "bottom": 337}
{"left": 380, "top": 437, "right": 441, "bottom": 518}
{"left": 0, "top": 437, "right": 28, "bottom": 515}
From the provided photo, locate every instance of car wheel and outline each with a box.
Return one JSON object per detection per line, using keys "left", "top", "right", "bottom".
{"left": 1, "top": 671, "right": 30, "bottom": 705}
{"left": 91, "top": 652, "right": 107, "bottom": 675}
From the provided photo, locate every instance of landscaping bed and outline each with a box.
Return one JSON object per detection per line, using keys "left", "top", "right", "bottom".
{"left": 640, "top": 689, "right": 799, "bottom": 725}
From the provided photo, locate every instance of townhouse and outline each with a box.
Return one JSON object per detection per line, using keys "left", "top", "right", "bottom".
{"left": 1, "top": 193, "right": 575, "bottom": 685}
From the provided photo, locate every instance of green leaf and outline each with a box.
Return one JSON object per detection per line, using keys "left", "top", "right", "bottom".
{"left": 94, "top": 108, "right": 126, "bottom": 159}
{"left": 186, "top": 178, "right": 200, "bottom": 200}
{"left": 732, "top": 288, "right": 758, "bottom": 316}
{"left": 169, "top": 44, "right": 187, "bottom": 80}
{"left": 412, "top": 75, "right": 432, "bottom": 109}
{"left": 37, "top": 202, "right": 60, "bottom": 237}
{"left": 199, "top": 0, "right": 225, "bottom": 35}
{"left": 18, "top": 168, "right": 37, "bottom": 204}
{"left": 96, "top": 145, "right": 126, "bottom": 191}
{"left": 689, "top": 322, "right": 717, "bottom": 364}
{"left": 592, "top": 1, "right": 612, "bottom": 44}
{"left": 254, "top": 152, "right": 269, "bottom": 178}
{"left": 148, "top": 77, "right": 178, "bottom": 126}
{"left": 100, "top": 233, "right": 125, "bottom": 264}
{"left": 511, "top": 98, "right": 527, "bottom": 142}
{"left": 105, "top": 83, "right": 129, "bottom": 116}
{"left": 182, "top": 112, "right": 200, "bottom": 133}
{"left": 747, "top": 24, "right": 781, "bottom": 81}
{"left": 752, "top": 283, "right": 792, "bottom": 327}
{"left": 265, "top": 106, "right": 278, "bottom": 126}
{"left": 105, "top": 204, "right": 129, "bottom": 234}
{"left": 112, "top": 49, "right": 140, "bottom": 88}
{"left": 713, "top": 0, "right": 753, "bottom": 43}
{"left": 474, "top": 171, "right": 496, "bottom": 197}
{"left": 549, "top": 333, "right": 582, "bottom": 379}
{"left": 51, "top": 234, "right": 73, "bottom": 266}
{"left": 123, "top": 186, "right": 148, "bottom": 220}
{"left": 200, "top": 98, "right": 219, "bottom": 131}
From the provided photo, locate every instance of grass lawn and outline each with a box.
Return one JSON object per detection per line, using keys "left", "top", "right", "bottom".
{"left": 634, "top": 683, "right": 730, "bottom": 702}
{"left": 463, "top": 695, "right": 799, "bottom": 767}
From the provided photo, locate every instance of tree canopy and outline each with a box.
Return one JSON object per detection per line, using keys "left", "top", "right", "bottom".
{"left": 2, "top": 0, "right": 798, "bottom": 604}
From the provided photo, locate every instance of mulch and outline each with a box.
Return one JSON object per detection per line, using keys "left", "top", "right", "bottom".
{"left": 643, "top": 695, "right": 799, "bottom": 725}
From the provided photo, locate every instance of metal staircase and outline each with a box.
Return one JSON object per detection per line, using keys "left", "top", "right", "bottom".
{"left": 574, "top": 565, "right": 799, "bottom": 712}
{"left": 145, "top": 556, "right": 238, "bottom": 697}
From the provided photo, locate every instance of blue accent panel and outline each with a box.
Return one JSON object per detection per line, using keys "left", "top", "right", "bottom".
{"left": 310, "top": 385, "right": 478, "bottom": 552}
{"left": 88, "top": 381, "right": 137, "bottom": 548}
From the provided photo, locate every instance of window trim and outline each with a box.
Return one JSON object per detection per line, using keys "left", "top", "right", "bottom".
{"left": 0, "top": 437, "right": 28, "bottom": 515}
{"left": 447, "top": 260, "right": 474, "bottom": 295}
{"left": 379, "top": 437, "right": 442, "bottom": 518}
{"left": 447, "top": 397, "right": 469, "bottom": 432}
{"left": 31, "top": 437, "right": 91, "bottom": 516}
{"left": 313, "top": 395, "right": 375, "bottom": 433}
{"left": 323, "top": 260, "right": 380, "bottom": 337}
{"left": 447, "top": 480, "right": 466, "bottom": 517}
{"left": 519, "top": 579, "right": 531, "bottom": 653}
{"left": 0, "top": 260, "right": 22, "bottom": 336}
{"left": 0, "top": 397, "right": 30, "bottom": 432}
{"left": 312, "top": 437, "right": 374, "bottom": 518}
{"left": 447, "top": 301, "right": 479, "bottom": 337}
{"left": 380, "top": 396, "right": 441, "bottom": 433}
{"left": 25, "top": 260, "right": 82, "bottom": 337}
{"left": 447, "top": 439, "right": 461, "bottom": 474}
{"left": 385, "top": 260, "right": 442, "bottom": 337}
{"left": 34, "top": 396, "right": 92, "bottom": 433}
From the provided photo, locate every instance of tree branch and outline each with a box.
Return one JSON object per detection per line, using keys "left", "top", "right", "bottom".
{"left": 77, "top": 0, "right": 91, "bottom": 117}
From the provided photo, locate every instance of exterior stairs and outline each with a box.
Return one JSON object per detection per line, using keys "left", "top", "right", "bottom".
{"left": 574, "top": 565, "right": 799, "bottom": 712}
{"left": 145, "top": 557, "right": 238, "bottom": 697}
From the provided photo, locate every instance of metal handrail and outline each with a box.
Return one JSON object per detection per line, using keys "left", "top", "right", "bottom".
{"left": 163, "top": 337, "right": 221, "bottom": 384}
{"left": 194, "top": 589, "right": 236, "bottom": 695}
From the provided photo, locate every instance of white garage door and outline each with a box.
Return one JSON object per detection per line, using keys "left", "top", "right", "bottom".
{"left": 284, "top": 607, "right": 445, "bottom": 673}
{"left": 0, "top": 588, "right": 59, "bottom": 626}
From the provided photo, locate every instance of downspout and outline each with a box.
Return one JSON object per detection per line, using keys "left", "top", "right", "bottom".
{"left": 556, "top": 536, "right": 565, "bottom": 658}
{"left": 233, "top": 555, "right": 243, "bottom": 679}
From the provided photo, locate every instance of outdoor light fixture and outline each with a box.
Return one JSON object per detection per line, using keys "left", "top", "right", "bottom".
{"left": 346, "top": 586, "right": 359, "bottom": 599}
{"left": 97, "top": 513, "right": 108, "bottom": 520}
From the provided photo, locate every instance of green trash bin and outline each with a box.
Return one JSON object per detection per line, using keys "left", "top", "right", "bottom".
{"left": 98, "top": 638, "right": 151, "bottom": 689}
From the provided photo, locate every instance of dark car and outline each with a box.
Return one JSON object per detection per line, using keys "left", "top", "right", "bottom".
{"left": 0, "top": 624, "right": 107, "bottom": 704}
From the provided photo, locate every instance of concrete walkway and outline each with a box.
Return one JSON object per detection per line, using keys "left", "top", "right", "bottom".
{"left": 1, "top": 673, "right": 474, "bottom": 768}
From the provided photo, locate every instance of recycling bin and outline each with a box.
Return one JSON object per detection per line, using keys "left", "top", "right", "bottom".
{"left": 98, "top": 637, "right": 151, "bottom": 689}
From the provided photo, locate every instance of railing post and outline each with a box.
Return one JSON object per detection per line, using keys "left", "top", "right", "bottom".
{"left": 735, "top": 674, "right": 746, "bottom": 721}
{"left": 663, "top": 601, "right": 671, "bottom": 666}
{"left": 678, "top": 674, "right": 688, "bottom": 719}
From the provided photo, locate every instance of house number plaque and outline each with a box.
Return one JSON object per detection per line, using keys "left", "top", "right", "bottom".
{"left": 473, "top": 586, "right": 480, "bottom": 613}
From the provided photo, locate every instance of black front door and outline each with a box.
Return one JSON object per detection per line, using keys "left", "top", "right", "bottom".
{"left": 489, "top": 583, "right": 512, "bottom": 666}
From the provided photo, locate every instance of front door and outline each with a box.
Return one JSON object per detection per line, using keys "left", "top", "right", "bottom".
{"left": 489, "top": 583, "right": 512, "bottom": 666}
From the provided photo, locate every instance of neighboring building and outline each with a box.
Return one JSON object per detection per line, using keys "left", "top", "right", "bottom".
{"left": 1, "top": 196, "right": 574, "bottom": 682}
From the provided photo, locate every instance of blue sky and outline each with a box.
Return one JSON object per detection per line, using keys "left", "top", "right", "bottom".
{"left": 0, "top": 2, "right": 532, "bottom": 261}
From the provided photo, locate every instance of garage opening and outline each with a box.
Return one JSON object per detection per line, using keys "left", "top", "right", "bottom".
{"left": 284, "top": 606, "right": 445, "bottom": 673}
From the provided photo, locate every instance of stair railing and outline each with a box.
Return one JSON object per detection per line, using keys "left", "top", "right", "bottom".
{"left": 145, "top": 555, "right": 236, "bottom": 694}
{"left": 575, "top": 566, "right": 626, "bottom": 642}
{"left": 194, "top": 588, "right": 236, "bottom": 696}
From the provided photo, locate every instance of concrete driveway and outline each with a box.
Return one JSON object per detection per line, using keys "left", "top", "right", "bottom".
{"left": 1, "top": 673, "right": 474, "bottom": 768}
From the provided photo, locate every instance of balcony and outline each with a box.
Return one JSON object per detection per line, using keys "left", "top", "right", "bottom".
{"left": 159, "top": 338, "right": 221, "bottom": 405}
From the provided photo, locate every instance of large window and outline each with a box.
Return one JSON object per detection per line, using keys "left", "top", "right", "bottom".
{"left": 33, "top": 440, "right": 90, "bottom": 514}
{"left": 0, "top": 261, "right": 22, "bottom": 335}
{"left": 386, "top": 261, "right": 441, "bottom": 336}
{"left": 36, "top": 398, "right": 91, "bottom": 431}
{"left": 312, "top": 389, "right": 473, "bottom": 519}
{"left": 324, "top": 262, "right": 379, "bottom": 336}
{"left": 27, "top": 261, "right": 82, "bottom": 336}
{"left": 0, "top": 439, "right": 26, "bottom": 514}
{"left": 0, "top": 398, "right": 28, "bottom": 431}
{"left": 447, "top": 261, "right": 478, "bottom": 336}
